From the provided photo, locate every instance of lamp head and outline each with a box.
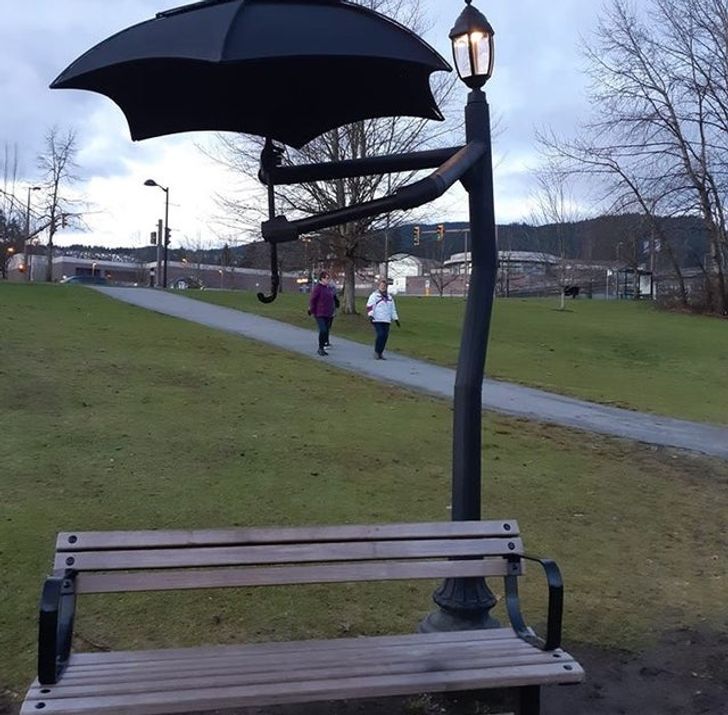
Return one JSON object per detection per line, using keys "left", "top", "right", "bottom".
{"left": 144, "top": 179, "right": 158, "bottom": 187}
{"left": 450, "top": 0, "right": 495, "bottom": 89}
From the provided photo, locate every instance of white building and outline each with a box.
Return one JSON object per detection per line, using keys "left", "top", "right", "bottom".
{"left": 379, "top": 253, "right": 427, "bottom": 294}
{"left": 444, "top": 250, "right": 561, "bottom": 274}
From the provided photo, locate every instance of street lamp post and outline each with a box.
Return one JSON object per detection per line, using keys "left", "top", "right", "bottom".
{"left": 144, "top": 179, "right": 170, "bottom": 288}
{"left": 25, "top": 186, "right": 41, "bottom": 281}
{"left": 421, "top": 0, "right": 500, "bottom": 632}
{"left": 4, "top": 246, "right": 15, "bottom": 279}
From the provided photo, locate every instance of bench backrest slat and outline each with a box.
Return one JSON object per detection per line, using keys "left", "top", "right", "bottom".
{"left": 55, "top": 537, "right": 523, "bottom": 572}
{"left": 51, "top": 522, "right": 524, "bottom": 595}
{"left": 55, "top": 521, "right": 518, "bottom": 552}
{"left": 76, "top": 558, "right": 519, "bottom": 594}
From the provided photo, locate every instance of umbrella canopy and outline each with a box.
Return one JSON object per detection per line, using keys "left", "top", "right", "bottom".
{"left": 51, "top": 0, "right": 451, "bottom": 148}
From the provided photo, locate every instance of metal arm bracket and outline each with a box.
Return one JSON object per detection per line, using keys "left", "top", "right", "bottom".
{"left": 38, "top": 571, "right": 77, "bottom": 685}
{"left": 504, "top": 554, "right": 564, "bottom": 651}
{"left": 261, "top": 141, "right": 487, "bottom": 244}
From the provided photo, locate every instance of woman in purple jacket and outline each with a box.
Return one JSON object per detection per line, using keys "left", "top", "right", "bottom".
{"left": 308, "top": 271, "right": 335, "bottom": 356}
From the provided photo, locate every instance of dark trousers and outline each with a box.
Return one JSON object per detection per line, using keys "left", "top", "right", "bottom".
{"left": 373, "top": 321, "right": 390, "bottom": 355}
{"left": 325, "top": 316, "right": 334, "bottom": 343}
{"left": 315, "top": 316, "right": 330, "bottom": 349}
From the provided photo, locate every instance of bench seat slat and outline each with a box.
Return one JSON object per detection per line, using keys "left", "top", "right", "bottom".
{"left": 23, "top": 634, "right": 583, "bottom": 714}
{"left": 23, "top": 666, "right": 584, "bottom": 714}
{"left": 29, "top": 653, "right": 579, "bottom": 698}
{"left": 76, "top": 557, "right": 517, "bottom": 593}
{"left": 56, "top": 521, "right": 519, "bottom": 551}
{"left": 56, "top": 537, "right": 523, "bottom": 571}
{"left": 41, "top": 641, "right": 545, "bottom": 686}
{"left": 67, "top": 627, "right": 521, "bottom": 666}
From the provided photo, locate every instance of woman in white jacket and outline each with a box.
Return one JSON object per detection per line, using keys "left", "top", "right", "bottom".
{"left": 366, "top": 280, "right": 400, "bottom": 359}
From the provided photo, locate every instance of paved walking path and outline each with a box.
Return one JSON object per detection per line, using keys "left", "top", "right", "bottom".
{"left": 97, "top": 287, "right": 728, "bottom": 459}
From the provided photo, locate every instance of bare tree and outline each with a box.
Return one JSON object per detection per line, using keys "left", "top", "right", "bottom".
{"left": 207, "top": 0, "right": 457, "bottom": 313}
{"left": 530, "top": 162, "right": 584, "bottom": 309}
{"left": 420, "top": 234, "right": 458, "bottom": 297}
{"left": 180, "top": 233, "right": 213, "bottom": 286}
{"left": 538, "top": 130, "right": 691, "bottom": 306}
{"left": 548, "top": 0, "right": 728, "bottom": 313}
{"left": 37, "top": 128, "right": 80, "bottom": 282}
{"left": 0, "top": 144, "right": 23, "bottom": 277}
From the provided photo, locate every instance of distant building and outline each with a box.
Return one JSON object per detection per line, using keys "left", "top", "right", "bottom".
{"left": 443, "top": 250, "right": 562, "bottom": 296}
{"left": 6, "top": 254, "right": 300, "bottom": 292}
{"left": 379, "top": 253, "right": 428, "bottom": 294}
{"left": 445, "top": 250, "right": 560, "bottom": 274}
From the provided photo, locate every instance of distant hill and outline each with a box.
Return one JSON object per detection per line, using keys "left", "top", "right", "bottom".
{"left": 60, "top": 214, "right": 708, "bottom": 272}
{"left": 390, "top": 215, "right": 707, "bottom": 268}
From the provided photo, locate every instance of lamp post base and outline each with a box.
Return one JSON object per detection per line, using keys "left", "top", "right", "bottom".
{"left": 419, "top": 576, "right": 500, "bottom": 633}
{"left": 419, "top": 606, "right": 500, "bottom": 633}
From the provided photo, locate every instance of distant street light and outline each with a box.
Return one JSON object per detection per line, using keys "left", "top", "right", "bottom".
{"left": 144, "top": 179, "right": 170, "bottom": 288}
{"left": 25, "top": 186, "right": 41, "bottom": 282}
{"left": 3, "top": 246, "right": 15, "bottom": 279}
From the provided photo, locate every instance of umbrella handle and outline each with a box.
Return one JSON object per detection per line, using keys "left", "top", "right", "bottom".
{"left": 258, "top": 138, "right": 284, "bottom": 304}
{"left": 257, "top": 241, "right": 280, "bottom": 304}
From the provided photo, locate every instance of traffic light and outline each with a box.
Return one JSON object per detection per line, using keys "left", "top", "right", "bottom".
{"left": 165, "top": 227, "right": 171, "bottom": 245}
{"left": 413, "top": 225, "right": 421, "bottom": 246}
{"left": 436, "top": 223, "right": 446, "bottom": 241}
{"left": 150, "top": 231, "right": 157, "bottom": 245}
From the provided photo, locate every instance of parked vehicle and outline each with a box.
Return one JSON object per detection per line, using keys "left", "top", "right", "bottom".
{"left": 59, "top": 275, "right": 109, "bottom": 285}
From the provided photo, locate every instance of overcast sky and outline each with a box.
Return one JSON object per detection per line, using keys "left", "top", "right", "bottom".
{"left": 0, "top": 0, "right": 601, "bottom": 249}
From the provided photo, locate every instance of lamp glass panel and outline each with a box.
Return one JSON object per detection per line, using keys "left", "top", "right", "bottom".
{"left": 453, "top": 34, "right": 474, "bottom": 78}
{"left": 471, "top": 32, "right": 492, "bottom": 77}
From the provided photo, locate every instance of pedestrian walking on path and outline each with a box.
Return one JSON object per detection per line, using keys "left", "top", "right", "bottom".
{"left": 366, "top": 279, "right": 399, "bottom": 360}
{"left": 308, "top": 271, "right": 335, "bottom": 356}
{"left": 326, "top": 280, "right": 340, "bottom": 348}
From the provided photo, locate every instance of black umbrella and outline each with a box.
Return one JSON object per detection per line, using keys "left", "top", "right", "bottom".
{"left": 51, "top": 0, "right": 451, "bottom": 148}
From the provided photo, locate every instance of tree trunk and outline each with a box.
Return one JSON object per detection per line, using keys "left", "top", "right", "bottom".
{"left": 710, "top": 237, "right": 728, "bottom": 315}
{"left": 46, "top": 227, "right": 55, "bottom": 282}
{"left": 342, "top": 258, "right": 357, "bottom": 314}
{"left": 661, "top": 240, "right": 688, "bottom": 308}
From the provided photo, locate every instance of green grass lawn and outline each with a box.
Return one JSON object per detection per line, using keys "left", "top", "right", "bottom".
{"left": 183, "top": 290, "right": 728, "bottom": 424}
{"left": 2, "top": 283, "right": 728, "bottom": 706}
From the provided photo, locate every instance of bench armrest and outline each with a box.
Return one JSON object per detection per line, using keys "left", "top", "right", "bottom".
{"left": 505, "top": 555, "right": 563, "bottom": 651}
{"left": 38, "top": 572, "right": 76, "bottom": 684}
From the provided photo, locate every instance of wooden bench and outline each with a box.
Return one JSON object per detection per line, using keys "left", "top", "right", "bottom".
{"left": 22, "top": 521, "right": 584, "bottom": 714}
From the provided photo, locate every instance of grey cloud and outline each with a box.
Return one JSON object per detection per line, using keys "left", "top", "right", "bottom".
{"left": 0, "top": 1, "right": 181, "bottom": 180}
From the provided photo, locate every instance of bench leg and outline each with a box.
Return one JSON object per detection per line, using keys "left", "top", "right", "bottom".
{"left": 519, "top": 685, "right": 540, "bottom": 715}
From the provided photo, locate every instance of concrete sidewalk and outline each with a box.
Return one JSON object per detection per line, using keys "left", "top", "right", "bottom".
{"left": 97, "top": 287, "right": 728, "bottom": 459}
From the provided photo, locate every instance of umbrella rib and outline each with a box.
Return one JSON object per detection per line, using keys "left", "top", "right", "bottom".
{"left": 221, "top": 0, "right": 251, "bottom": 61}
{"left": 157, "top": 0, "right": 240, "bottom": 20}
